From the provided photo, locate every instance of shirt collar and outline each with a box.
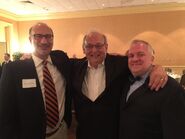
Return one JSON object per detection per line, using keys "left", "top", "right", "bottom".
{"left": 32, "top": 54, "right": 53, "bottom": 67}
{"left": 5, "top": 60, "right": 10, "bottom": 63}
{"left": 87, "top": 60, "right": 105, "bottom": 69}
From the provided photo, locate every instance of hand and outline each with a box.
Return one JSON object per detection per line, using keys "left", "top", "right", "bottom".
{"left": 149, "top": 65, "right": 168, "bottom": 91}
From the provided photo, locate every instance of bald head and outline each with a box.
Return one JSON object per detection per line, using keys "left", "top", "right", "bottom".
{"left": 83, "top": 31, "right": 107, "bottom": 49}
{"left": 29, "top": 22, "right": 53, "bottom": 36}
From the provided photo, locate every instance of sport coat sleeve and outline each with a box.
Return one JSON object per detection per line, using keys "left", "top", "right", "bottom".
{"left": 161, "top": 79, "right": 185, "bottom": 139}
{"left": 0, "top": 62, "right": 21, "bottom": 138}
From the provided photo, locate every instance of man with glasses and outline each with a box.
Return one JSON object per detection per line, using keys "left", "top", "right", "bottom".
{"left": 71, "top": 31, "right": 167, "bottom": 139}
{"left": 0, "top": 22, "right": 72, "bottom": 139}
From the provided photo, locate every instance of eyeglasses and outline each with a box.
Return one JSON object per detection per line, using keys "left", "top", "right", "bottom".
{"left": 84, "top": 43, "right": 105, "bottom": 50}
{"left": 32, "top": 34, "right": 53, "bottom": 41}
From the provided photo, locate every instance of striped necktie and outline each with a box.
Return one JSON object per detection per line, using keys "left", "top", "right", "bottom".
{"left": 43, "top": 60, "right": 59, "bottom": 128}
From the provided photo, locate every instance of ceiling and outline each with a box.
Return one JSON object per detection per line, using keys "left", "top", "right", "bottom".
{"left": 0, "top": 0, "right": 185, "bottom": 15}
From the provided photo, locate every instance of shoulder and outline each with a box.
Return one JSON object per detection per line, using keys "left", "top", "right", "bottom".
{"left": 105, "top": 54, "right": 128, "bottom": 66}
{"left": 50, "top": 50, "right": 70, "bottom": 67}
{"left": 167, "top": 76, "right": 182, "bottom": 88}
{"left": 4, "top": 59, "right": 33, "bottom": 70}
{"left": 1, "top": 59, "right": 34, "bottom": 79}
{"left": 106, "top": 53, "right": 127, "bottom": 60}
{"left": 180, "top": 74, "right": 185, "bottom": 84}
{"left": 105, "top": 54, "right": 129, "bottom": 73}
{"left": 50, "top": 50, "right": 69, "bottom": 59}
{"left": 162, "top": 76, "right": 185, "bottom": 96}
{"left": 70, "top": 57, "right": 87, "bottom": 65}
{"left": 70, "top": 57, "right": 87, "bottom": 72}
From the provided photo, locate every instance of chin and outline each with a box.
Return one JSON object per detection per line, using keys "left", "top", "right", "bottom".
{"left": 132, "top": 70, "right": 141, "bottom": 75}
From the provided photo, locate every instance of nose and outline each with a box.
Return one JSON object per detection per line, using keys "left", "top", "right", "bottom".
{"left": 91, "top": 46, "right": 98, "bottom": 52}
{"left": 40, "top": 37, "right": 48, "bottom": 43}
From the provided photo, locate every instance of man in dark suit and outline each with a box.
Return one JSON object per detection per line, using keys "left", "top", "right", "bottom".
{"left": 0, "top": 22, "right": 71, "bottom": 139}
{"left": 71, "top": 31, "right": 167, "bottom": 139}
{"left": 119, "top": 40, "right": 185, "bottom": 139}
{"left": 2, "top": 53, "right": 11, "bottom": 68}
{"left": 0, "top": 64, "right": 2, "bottom": 78}
{"left": 180, "top": 70, "right": 185, "bottom": 89}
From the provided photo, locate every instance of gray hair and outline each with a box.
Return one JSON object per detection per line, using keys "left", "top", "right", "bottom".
{"left": 82, "top": 31, "right": 107, "bottom": 48}
{"left": 130, "top": 39, "right": 155, "bottom": 56}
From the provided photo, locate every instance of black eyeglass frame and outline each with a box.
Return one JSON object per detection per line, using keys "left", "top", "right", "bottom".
{"left": 31, "top": 34, "right": 54, "bottom": 40}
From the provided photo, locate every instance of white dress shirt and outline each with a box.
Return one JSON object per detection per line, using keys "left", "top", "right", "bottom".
{"left": 32, "top": 54, "right": 66, "bottom": 133}
{"left": 82, "top": 61, "right": 105, "bottom": 101}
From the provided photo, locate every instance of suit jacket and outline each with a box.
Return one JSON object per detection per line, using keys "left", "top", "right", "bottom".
{"left": 119, "top": 76, "right": 185, "bottom": 139}
{"left": 71, "top": 54, "right": 129, "bottom": 139}
{"left": 2, "top": 60, "right": 11, "bottom": 69}
{"left": 180, "top": 74, "right": 185, "bottom": 86}
{"left": 0, "top": 50, "right": 72, "bottom": 139}
{"left": 0, "top": 65, "right": 2, "bottom": 78}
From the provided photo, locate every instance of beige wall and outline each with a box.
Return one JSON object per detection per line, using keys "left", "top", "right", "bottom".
{"left": 0, "top": 16, "right": 19, "bottom": 59}
{"left": 8, "top": 10, "right": 185, "bottom": 66}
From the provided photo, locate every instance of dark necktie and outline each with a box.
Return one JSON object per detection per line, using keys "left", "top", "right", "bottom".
{"left": 43, "top": 60, "right": 59, "bottom": 128}
{"left": 129, "top": 75, "right": 142, "bottom": 85}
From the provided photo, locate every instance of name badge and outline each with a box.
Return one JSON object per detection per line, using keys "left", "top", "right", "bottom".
{"left": 22, "top": 79, "right": 36, "bottom": 88}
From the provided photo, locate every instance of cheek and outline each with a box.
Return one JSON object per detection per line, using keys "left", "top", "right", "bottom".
{"left": 84, "top": 50, "right": 90, "bottom": 55}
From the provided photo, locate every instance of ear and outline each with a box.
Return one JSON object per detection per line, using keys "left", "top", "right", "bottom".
{"left": 151, "top": 55, "right": 154, "bottom": 62}
{"left": 29, "top": 36, "right": 32, "bottom": 43}
{"left": 82, "top": 47, "right": 85, "bottom": 54}
{"left": 105, "top": 44, "right": 108, "bottom": 51}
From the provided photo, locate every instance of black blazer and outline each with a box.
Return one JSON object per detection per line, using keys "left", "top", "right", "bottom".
{"left": 180, "top": 74, "right": 185, "bottom": 87}
{"left": 2, "top": 60, "right": 11, "bottom": 69}
{"left": 119, "top": 76, "right": 185, "bottom": 139}
{"left": 71, "top": 54, "right": 129, "bottom": 139}
{"left": 0, "top": 50, "right": 72, "bottom": 139}
{"left": 0, "top": 65, "right": 2, "bottom": 78}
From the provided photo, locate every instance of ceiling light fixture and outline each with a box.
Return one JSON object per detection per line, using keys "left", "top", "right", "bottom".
{"left": 19, "top": 0, "right": 49, "bottom": 12}
{"left": 19, "top": 0, "right": 33, "bottom": 4}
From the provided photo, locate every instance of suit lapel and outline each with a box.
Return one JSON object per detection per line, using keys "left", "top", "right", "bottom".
{"left": 78, "top": 60, "right": 88, "bottom": 93}
{"left": 123, "top": 78, "right": 150, "bottom": 107}
{"left": 127, "top": 83, "right": 149, "bottom": 103}
{"left": 120, "top": 82, "right": 130, "bottom": 109}
{"left": 26, "top": 58, "right": 42, "bottom": 94}
{"left": 105, "top": 55, "right": 116, "bottom": 88}
{"left": 73, "top": 59, "right": 88, "bottom": 95}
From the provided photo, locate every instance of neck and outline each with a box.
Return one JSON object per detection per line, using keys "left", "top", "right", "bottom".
{"left": 89, "top": 63, "right": 98, "bottom": 69}
{"left": 33, "top": 52, "right": 48, "bottom": 60}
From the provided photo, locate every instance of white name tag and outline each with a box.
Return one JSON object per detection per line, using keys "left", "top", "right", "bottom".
{"left": 22, "top": 79, "right": 36, "bottom": 88}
